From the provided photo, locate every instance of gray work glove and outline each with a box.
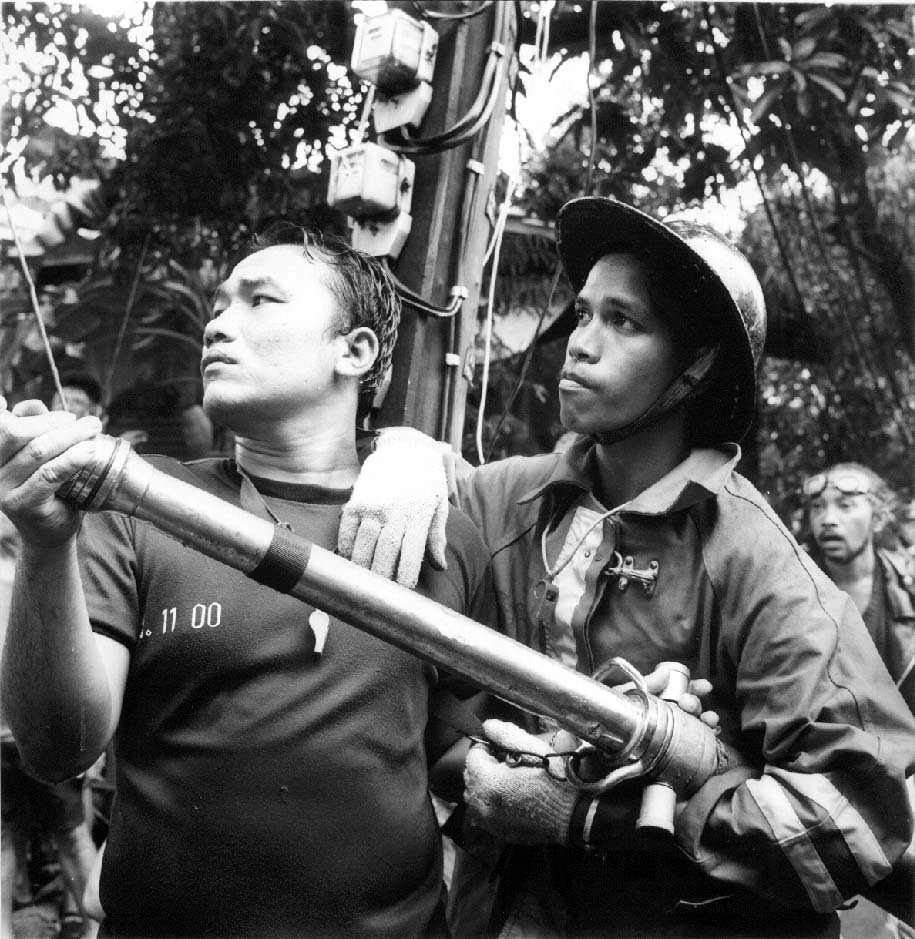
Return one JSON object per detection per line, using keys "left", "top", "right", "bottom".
{"left": 338, "top": 427, "right": 450, "bottom": 589}
{"left": 463, "top": 719, "right": 578, "bottom": 846}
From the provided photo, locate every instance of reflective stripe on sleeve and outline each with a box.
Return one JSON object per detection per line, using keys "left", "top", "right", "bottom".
{"left": 746, "top": 769, "right": 892, "bottom": 912}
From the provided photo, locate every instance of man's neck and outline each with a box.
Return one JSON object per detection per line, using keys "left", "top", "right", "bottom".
{"left": 593, "top": 414, "right": 691, "bottom": 507}
{"left": 233, "top": 424, "right": 361, "bottom": 490}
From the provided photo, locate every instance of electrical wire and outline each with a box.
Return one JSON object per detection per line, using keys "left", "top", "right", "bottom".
{"left": 104, "top": 231, "right": 151, "bottom": 405}
{"left": 584, "top": 0, "right": 598, "bottom": 195}
{"left": 0, "top": 185, "right": 67, "bottom": 407}
{"left": 411, "top": 0, "right": 494, "bottom": 22}
{"left": 351, "top": 0, "right": 518, "bottom": 444}
{"left": 384, "top": 1, "right": 510, "bottom": 156}
{"left": 439, "top": 157, "right": 486, "bottom": 441}
{"left": 537, "top": 1, "right": 555, "bottom": 67}
{"left": 485, "top": 265, "right": 563, "bottom": 463}
{"left": 382, "top": 259, "right": 464, "bottom": 319}
{"left": 534, "top": 3, "right": 545, "bottom": 61}
{"left": 355, "top": 83, "right": 375, "bottom": 144}
{"left": 384, "top": 44, "right": 505, "bottom": 154}
{"left": 475, "top": 173, "right": 516, "bottom": 464}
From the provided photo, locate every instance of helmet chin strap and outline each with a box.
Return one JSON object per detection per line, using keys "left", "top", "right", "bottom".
{"left": 592, "top": 345, "right": 720, "bottom": 446}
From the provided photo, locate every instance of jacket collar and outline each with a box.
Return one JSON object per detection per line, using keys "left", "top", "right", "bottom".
{"left": 518, "top": 434, "right": 740, "bottom": 516}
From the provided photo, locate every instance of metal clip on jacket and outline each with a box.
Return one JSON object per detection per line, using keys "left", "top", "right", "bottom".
{"left": 604, "top": 551, "right": 659, "bottom": 597}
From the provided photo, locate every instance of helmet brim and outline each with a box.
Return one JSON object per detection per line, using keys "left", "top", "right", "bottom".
{"left": 555, "top": 197, "right": 759, "bottom": 443}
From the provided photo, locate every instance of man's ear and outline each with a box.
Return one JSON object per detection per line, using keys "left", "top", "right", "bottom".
{"left": 872, "top": 502, "right": 891, "bottom": 537}
{"left": 336, "top": 326, "right": 379, "bottom": 381}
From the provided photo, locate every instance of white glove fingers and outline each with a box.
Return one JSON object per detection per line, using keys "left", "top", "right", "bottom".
{"left": 371, "top": 521, "right": 408, "bottom": 585}
{"left": 426, "top": 492, "right": 449, "bottom": 570}
{"left": 677, "top": 692, "right": 703, "bottom": 717}
{"left": 689, "top": 677, "right": 713, "bottom": 698}
{"left": 337, "top": 509, "right": 360, "bottom": 559}
{"left": 349, "top": 518, "right": 383, "bottom": 572}
{"left": 482, "top": 719, "right": 551, "bottom": 756}
{"left": 464, "top": 740, "right": 501, "bottom": 782}
{"left": 395, "top": 513, "right": 430, "bottom": 589}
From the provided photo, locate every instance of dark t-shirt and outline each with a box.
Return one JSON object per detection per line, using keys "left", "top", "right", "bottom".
{"left": 78, "top": 456, "right": 493, "bottom": 938}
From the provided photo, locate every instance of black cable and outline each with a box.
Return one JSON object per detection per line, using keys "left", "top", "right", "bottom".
{"left": 384, "top": 45, "right": 503, "bottom": 154}
{"left": 411, "top": 0, "right": 494, "bottom": 22}
{"left": 382, "top": 260, "right": 464, "bottom": 319}
{"left": 439, "top": 157, "right": 485, "bottom": 440}
{"left": 485, "top": 265, "right": 563, "bottom": 462}
{"left": 384, "top": 1, "right": 509, "bottom": 156}
{"left": 584, "top": 0, "right": 598, "bottom": 194}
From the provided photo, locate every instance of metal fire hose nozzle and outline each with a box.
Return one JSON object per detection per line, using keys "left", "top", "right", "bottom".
{"left": 58, "top": 435, "right": 734, "bottom": 799}
{"left": 637, "top": 662, "right": 690, "bottom": 834}
{"left": 565, "top": 658, "right": 724, "bottom": 823}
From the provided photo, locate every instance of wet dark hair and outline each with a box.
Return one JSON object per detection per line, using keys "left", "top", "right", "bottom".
{"left": 245, "top": 223, "right": 401, "bottom": 415}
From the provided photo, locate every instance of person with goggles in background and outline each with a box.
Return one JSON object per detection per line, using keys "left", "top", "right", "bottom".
{"left": 802, "top": 464, "right": 915, "bottom": 937}
{"left": 802, "top": 463, "right": 913, "bottom": 715}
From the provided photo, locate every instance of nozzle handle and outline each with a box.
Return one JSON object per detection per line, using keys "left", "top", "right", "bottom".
{"left": 636, "top": 662, "right": 691, "bottom": 834}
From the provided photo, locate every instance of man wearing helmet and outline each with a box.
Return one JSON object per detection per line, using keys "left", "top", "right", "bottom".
{"left": 341, "top": 197, "right": 915, "bottom": 937}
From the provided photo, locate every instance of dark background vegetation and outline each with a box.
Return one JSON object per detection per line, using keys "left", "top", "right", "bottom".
{"left": 2, "top": 1, "right": 913, "bottom": 524}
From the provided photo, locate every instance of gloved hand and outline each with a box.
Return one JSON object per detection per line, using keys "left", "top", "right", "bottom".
{"left": 338, "top": 427, "right": 450, "bottom": 589}
{"left": 463, "top": 719, "right": 578, "bottom": 845}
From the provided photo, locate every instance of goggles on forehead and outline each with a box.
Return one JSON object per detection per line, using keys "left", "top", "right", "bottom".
{"left": 802, "top": 472, "right": 872, "bottom": 499}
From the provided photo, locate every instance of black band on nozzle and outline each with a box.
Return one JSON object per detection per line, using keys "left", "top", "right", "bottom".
{"left": 249, "top": 526, "right": 310, "bottom": 593}
{"left": 81, "top": 437, "right": 123, "bottom": 508}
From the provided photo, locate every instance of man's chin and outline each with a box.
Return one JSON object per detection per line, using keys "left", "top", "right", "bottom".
{"left": 560, "top": 404, "right": 604, "bottom": 438}
{"left": 202, "top": 392, "right": 245, "bottom": 427}
{"left": 817, "top": 541, "right": 849, "bottom": 562}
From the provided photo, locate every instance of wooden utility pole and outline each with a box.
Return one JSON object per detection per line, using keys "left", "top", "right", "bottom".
{"left": 376, "top": 1, "right": 517, "bottom": 449}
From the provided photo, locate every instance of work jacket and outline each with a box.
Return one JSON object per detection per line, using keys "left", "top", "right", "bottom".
{"left": 803, "top": 542, "right": 915, "bottom": 717}
{"left": 453, "top": 436, "right": 915, "bottom": 937}
{"left": 875, "top": 547, "right": 915, "bottom": 714}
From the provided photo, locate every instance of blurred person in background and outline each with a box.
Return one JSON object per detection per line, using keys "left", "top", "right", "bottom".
{"left": 802, "top": 462, "right": 914, "bottom": 938}
{"left": 897, "top": 498, "right": 915, "bottom": 565}
{"left": 50, "top": 372, "right": 148, "bottom": 451}
{"left": 803, "top": 463, "right": 913, "bottom": 714}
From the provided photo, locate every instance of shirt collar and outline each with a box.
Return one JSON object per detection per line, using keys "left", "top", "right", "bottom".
{"left": 518, "top": 435, "right": 740, "bottom": 516}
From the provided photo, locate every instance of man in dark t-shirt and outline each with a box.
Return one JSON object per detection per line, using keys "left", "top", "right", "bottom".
{"left": 0, "top": 226, "right": 493, "bottom": 938}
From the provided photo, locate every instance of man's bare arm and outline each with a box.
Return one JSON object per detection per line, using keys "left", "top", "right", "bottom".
{"left": 3, "top": 539, "right": 126, "bottom": 780}
{"left": 0, "top": 398, "right": 127, "bottom": 781}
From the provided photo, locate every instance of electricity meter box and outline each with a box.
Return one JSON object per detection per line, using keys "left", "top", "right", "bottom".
{"left": 351, "top": 10, "right": 438, "bottom": 94}
{"left": 372, "top": 83, "right": 433, "bottom": 133}
{"left": 327, "top": 143, "right": 415, "bottom": 219}
{"left": 351, "top": 211, "right": 413, "bottom": 259}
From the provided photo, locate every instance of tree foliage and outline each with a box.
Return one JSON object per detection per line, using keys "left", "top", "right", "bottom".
{"left": 514, "top": 0, "right": 914, "bottom": 362}
{"left": 4, "top": 1, "right": 914, "bottom": 500}
{"left": 3, "top": 1, "right": 359, "bottom": 404}
{"left": 480, "top": 1, "right": 913, "bottom": 502}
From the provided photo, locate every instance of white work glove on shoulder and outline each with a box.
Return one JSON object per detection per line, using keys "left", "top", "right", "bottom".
{"left": 463, "top": 719, "right": 578, "bottom": 846}
{"left": 338, "top": 427, "right": 450, "bottom": 589}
